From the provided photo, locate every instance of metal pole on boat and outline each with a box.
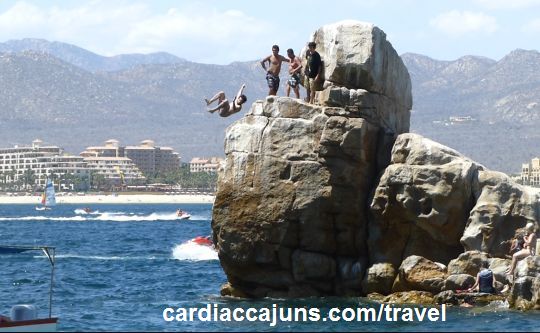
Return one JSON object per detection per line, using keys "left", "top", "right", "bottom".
{"left": 42, "top": 247, "right": 55, "bottom": 318}
{"left": 49, "top": 248, "right": 55, "bottom": 318}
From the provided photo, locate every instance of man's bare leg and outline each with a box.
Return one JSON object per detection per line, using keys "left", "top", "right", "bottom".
{"left": 293, "top": 86, "right": 300, "bottom": 99}
{"left": 206, "top": 91, "right": 225, "bottom": 105}
{"left": 207, "top": 100, "right": 228, "bottom": 113}
{"left": 286, "top": 84, "right": 291, "bottom": 97}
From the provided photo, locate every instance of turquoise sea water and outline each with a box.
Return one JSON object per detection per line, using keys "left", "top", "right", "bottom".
{"left": 0, "top": 203, "right": 539, "bottom": 332}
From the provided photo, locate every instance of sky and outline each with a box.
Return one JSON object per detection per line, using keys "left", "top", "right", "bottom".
{"left": 0, "top": 0, "right": 540, "bottom": 64}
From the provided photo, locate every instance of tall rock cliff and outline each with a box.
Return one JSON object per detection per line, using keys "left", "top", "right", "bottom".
{"left": 212, "top": 21, "right": 412, "bottom": 297}
{"left": 211, "top": 21, "right": 540, "bottom": 307}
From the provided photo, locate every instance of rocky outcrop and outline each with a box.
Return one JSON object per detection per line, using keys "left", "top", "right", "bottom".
{"left": 462, "top": 170, "right": 540, "bottom": 257}
{"left": 311, "top": 21, "right": 412, "bottom": 110}
{"left": 447, "top": 251, "right": 490, "bottom": 276}
{"left": 212, "top": 95, "right": 387, "bottom": 297}
{"left": 311, "top": 20, "right": 411, "bottom": 134}
{"left": 361, "top": 263, "right": 396, "bottom": 295}
{"left": 391, "top": 256, "right": 446, "bottom": 293}
{"left": 510, "top": 256, "right": 540, "bottom": 310}
{"left": 211, "top": 20, "right": 540, "bottom": 309}
{"left": 369, "top": 134, "right": 481, "bottom": 267}
{"left": 212, "top": 20, "right": 412, "bottom": 298}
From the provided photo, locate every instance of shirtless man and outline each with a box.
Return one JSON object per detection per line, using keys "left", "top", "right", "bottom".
{"left": 260, "top": 45, "right": 289, "bottom": 96}
{"left": 285, "top": 48, "right": 302, "bottom": 99}
{"left": 205, "top": 84, "right": 247, "bottom": 117}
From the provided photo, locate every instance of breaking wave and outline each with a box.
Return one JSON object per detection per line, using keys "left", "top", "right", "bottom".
{"left": 172, "top": 241, "right": 218, "bottom": 261}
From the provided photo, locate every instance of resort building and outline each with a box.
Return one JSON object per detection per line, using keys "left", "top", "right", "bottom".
{"left": 189, "top": 157, "right": 223, "bottom": 173}
{"left": 521, "top": 158, "right": 540, "bottom": 186}
{"left": 82, "top": 139, "right": 181, "bottom": 177}
{"left": 83, "top": 156, "right": 146, "bottom": 186}
{"left": 125, "top": 140, "right": 181, "bottom": 176}
{"left": 80, "top": 139, "right": 124, "bottom": 158}
{"left": 0, "top": 139, "right": 90, "bottom": 190}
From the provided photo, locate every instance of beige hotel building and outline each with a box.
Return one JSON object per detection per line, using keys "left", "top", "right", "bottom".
{"left": 0, "top": 139, "right": 89, "bottom": 189}
{"left": 80, "top": 139, "right": 181, "bottom": 177}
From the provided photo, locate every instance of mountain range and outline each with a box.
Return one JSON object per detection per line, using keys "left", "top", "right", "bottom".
{"left": 1, "top": 38, "right": 539, "bottom": 173}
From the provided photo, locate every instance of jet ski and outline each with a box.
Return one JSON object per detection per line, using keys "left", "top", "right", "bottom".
{"left": 176, "top": 209, "right": 191, "bottom": 220}
{"left": 191, "top": 236, "right": 213, "bottom": 247}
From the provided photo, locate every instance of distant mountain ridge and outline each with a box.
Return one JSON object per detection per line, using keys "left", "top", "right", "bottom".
{"left": 0, "top": 38, "right": 186, "bottom": 72}
{"left": 1, "top": 39, "right": 540, "bottom": 173}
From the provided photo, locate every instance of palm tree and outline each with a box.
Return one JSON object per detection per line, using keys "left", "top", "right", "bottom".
{"left": 0, "top": 172, "right": 6, "bottom": 191}
{"left": 21, "top": 168, "right": 36, "bottom": 191}
{"left": 90, "top": 171, "right": 106, "bottom": 191}
{"left": 6, "top": 168, "right": 16, "bottom": 191}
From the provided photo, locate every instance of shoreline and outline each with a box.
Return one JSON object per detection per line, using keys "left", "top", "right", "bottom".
{"left": 0, "top": 194, "right": 215, "bottom": 204}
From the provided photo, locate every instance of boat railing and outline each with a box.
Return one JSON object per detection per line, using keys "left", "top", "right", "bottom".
{"left": 0, "top": 245, "right": 56, "bottom": 318}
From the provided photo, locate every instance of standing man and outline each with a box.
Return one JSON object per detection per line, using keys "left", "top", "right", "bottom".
{"left": 285, "top": 48, "right": 302, "bottom": 99}
{"left": 304, "top": 42, "right": 322, "bottom": 104}
{"left": 261, "top": 45, "right": 289, "bottom": 96}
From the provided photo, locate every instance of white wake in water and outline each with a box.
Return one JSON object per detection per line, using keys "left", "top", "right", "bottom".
{"left": 172, "top": 241, "right": 218, "bottom": 261}
{"left": 94, "top": 212, "right": 179, "bottom": 222}
{"left": 0, "top": 216, "right": 87, "bottom": 221}
{"left": 0, "top": 211, "right": 194, "bottom": 222}
{"left": 52, "top": 254, "right": 157, "bottom": 261}
{"left": 74, "top": 209, "right": 100, "bottom": 215}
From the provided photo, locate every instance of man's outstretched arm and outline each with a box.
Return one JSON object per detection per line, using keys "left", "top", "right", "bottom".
{"left": 236, "top": 83, "right": 246, "bottom": 100}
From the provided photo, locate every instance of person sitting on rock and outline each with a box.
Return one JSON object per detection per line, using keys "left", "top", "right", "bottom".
{"left": 467, "top": 263, "right": 497, "bottom": 294}
{"left": 506, "top": 222, "right": 537, "bottom": 276}
{"left": 205, "top": 84, "right": 247, "bottom": 117}
{"left": 509, "top": 228, "right": 526, "bottom": 255}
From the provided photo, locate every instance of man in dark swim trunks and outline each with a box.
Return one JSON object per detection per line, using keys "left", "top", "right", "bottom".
{"left": 260, "top": 45, "right": 289, "bottom": 96}
{"left": 205, "top": 84, "right": 247, "bottom": 117}
{"left": 286, "top": 48, "right": 302, "bottom": 99}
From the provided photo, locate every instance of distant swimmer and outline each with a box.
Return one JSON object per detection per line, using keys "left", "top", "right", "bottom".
{"left": 205, "top": 84, "right": 247, "bottom": 117}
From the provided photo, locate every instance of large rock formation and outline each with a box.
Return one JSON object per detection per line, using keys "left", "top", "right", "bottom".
{"left": 212, "top": 20, "right": 411, "bottom": 297}
{"left": 368, "top": 134, "right": 481, "bottom": 268}
{"left": 211, "top": 20, "right": 540, "bottom": 307}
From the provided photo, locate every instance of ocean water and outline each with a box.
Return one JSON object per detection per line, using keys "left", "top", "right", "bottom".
{"left": 0, "top": 203, "right": 539, "bottom": 332}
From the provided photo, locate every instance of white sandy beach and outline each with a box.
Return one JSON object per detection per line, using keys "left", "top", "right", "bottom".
{"left": 0, "top": 193, "right": 215, "bottom": 204}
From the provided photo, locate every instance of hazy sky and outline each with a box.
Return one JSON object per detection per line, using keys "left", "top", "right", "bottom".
{"left": 1, "top": 0, "right": 540, "bottom": 64}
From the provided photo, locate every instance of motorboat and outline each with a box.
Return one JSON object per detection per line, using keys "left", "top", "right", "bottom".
{"left": 0, "top": 245, "right": 58, "bottom": 332}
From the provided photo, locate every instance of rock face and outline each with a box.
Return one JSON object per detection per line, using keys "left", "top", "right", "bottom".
{"left": 369, "top": 134, "right": 481, "bottom": 267}
{"left": 311, "top": 21, "right": 412, "bottom": 111}
{"left": 391, "top": 255, "right": 446, "bottom": 293}
{"left": 212, "top": 21, "right": 412, "bottom": 297}
{"left": 312, "top": 20, "right": 411, "bottom": 135}
{"left": 462, "top": 170, "right": 540, "bottom": 257}
{"left": 212, "top": 96, "right": 390, "bottom": 297}
{"left": 510, "top": 256, "right": 540, "bottom": 310}
{"left": 211, "top": 20, "right": 540, "bottom": 307}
